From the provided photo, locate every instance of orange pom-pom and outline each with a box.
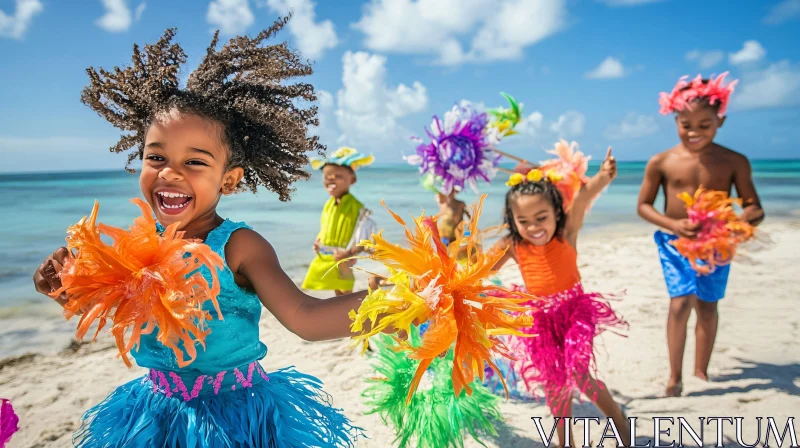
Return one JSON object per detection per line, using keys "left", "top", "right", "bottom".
{"left": 350, "top": 194, "right": 537, "bottom": 402}
{"left": 52, "top": 198, "right": 224, "bottom": 368}
{"left": 670, "top": 187, "right": 755, "bottom": 275}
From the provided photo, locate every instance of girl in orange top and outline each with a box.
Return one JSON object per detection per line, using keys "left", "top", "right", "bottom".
{"left": 492, "top": 147, "right": 629, "bottom": 447}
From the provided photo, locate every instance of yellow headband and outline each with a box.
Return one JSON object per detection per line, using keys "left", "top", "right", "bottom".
{"left": 505, "top": 168, "right": 563, "bottom": 187}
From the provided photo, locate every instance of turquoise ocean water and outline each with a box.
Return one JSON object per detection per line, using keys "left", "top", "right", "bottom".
{"left": 1, "top": 160, "right": 799, "bottom": 356}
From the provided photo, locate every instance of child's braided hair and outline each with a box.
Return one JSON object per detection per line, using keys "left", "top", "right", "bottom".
{"left": 80, "top": 15, "right": 323, "bottom": 201}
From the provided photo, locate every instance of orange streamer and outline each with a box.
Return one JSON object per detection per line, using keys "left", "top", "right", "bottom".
{"left": 350, "top": 194, "right": 537, "bottom": 402}
{"left": 52, "top": 198, "right": 224, "bottom": 368}
{"left": 670, "top": 187, "right": 755, "bottom": 275}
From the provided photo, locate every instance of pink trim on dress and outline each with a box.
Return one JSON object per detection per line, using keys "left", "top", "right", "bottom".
{"left": 148, "top": 362, "right": 270, "bottom": 402}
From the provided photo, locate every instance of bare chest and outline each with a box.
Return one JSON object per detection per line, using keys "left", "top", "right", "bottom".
{"left": 662, "top": 159, "right": 735, "bottom": 195}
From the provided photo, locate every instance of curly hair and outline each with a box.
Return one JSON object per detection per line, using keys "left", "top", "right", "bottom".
{"left": 80, "top": 15, "right": 324, "bottom": 201}
{"left": 503, "top": 180, "right": 567, "bottom": 244}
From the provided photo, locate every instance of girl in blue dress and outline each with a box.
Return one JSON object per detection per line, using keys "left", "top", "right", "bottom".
{"left": 32, "top": 17, "right": 381, "bottom": 447}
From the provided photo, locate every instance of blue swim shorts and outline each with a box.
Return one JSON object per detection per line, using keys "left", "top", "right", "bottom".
{"left": 654, "top": 230, "right": 731, "bottom": 302}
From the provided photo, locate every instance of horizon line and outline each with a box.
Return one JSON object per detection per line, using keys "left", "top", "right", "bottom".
{"left": 1, "top": 157, "right": 799, "bottom": 177}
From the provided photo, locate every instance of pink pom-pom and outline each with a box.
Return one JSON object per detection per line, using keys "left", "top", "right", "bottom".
{"left": 1, "top": 399, "right": 20, "bottom": 447}
{"left": 538, "top": 140, "right": 591, "bottom": 212}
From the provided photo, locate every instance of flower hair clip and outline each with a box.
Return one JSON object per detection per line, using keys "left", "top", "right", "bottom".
{"left": 505, "top": 168, "right": 563, "bottom": 187}
{"left": 659, "top": 72, "right": 738, "bottom": 118}
{"left": 503, "top": 139, "right": 590, "bottom": 212}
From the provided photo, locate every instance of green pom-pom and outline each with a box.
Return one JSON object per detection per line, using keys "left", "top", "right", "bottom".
{"left": 363, "top": 327, "right": 502, "bottom": 448}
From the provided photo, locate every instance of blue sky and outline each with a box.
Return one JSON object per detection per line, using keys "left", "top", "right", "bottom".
{"left": 1, "top": 0, "right": 799, "bottom": 173}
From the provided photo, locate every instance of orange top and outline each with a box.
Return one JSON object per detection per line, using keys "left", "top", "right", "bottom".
{"left": 514, "top": 237, "right": 581, "bottom": 296}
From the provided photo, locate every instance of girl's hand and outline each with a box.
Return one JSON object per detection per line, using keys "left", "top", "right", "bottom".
{"left": 600, "top": 147, "right": 617, "bottom": 180}
{"left": 33, "top": 247, "right": 71, "bottom": 304}
{"left": 312, "top": 239, "right": 321, "bottom": 253}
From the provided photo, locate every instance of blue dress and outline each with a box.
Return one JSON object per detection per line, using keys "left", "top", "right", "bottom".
{"left": 74, "top": 220, "right": 363, "bottom": 447}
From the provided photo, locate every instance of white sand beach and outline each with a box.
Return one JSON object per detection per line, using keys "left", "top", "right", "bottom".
{"left": 2, "top": 220, "right": 799, "bottom": 447}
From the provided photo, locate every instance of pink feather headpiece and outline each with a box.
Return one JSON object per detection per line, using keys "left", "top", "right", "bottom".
{"left": 658, "top": 72, "right": 738, "bottom": 118}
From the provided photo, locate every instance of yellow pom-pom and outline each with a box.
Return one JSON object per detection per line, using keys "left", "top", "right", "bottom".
{"left": 506, "top": 173, "right": 524, "bottom": 186}
{"left": 526, "top": 169, "right": 543, "bottom": 182}
{"left": 546, "top": 169, "right": 563, "bottom": 183}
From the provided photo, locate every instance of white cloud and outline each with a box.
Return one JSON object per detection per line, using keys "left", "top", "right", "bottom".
{"left": 734, "top": 60, "right": 800, "bottom": 110}
{"left": 584, "top": 57, "right": 626, "bottom": 79}
{"left": 605, "top": 113, "right": 659, "bottom": 140}
{"left": 503, "top": 110, "right": 583, "bottom": 150}
{"left": 95, "top": 0, "right": 146, "bottom": 33}
{"left": 468, "top": 0, "right": 567, "bottom": 63}
{"left": 515, "top": 111, "right": 544, "bottom": 135}
{"left": 352, "top": 0, "right": 567, "bottom": 65}
{"left": 264, "top": 0, "right": 337, "bottom": 59}
{"left": 729, "top": 40, "right": 767, "bottom": 65}
{"left": 597, "top": 0, "right": 664, "bottom": 5}
{"left": 763, "top": 0, "right": 800, "bottom": 25}
{"left": 312, "top": 89, "right": 338, "bottom": 144}
{"left": 0, "top": 0, "right": 43, "bottom": 39}
{"left": 549, "top": 111, "right": 585, "bottom": 137}
{"left": 387, "top": 82, "right": 428, "bottom": 117}
{"left": 685, "top": 49, "right": 724, "bottom": 69}
{"left": 316, "top": 51, "right": 428, "bottom": 154}
{"left": 207, "top": 0, "right": 254, "bottom": 35}
{"left": 134, "top": 3, "right": 146, "bottom": 21}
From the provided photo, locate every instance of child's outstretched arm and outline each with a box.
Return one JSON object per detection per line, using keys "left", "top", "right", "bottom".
{"left": 732, "top": 155, "right": 765, "bottom": 226}
{"left": 564, "top": 147, "right": 617, "bottom": 246}
{"left": 228, "top": 229, "right": 374, "bottom": 342}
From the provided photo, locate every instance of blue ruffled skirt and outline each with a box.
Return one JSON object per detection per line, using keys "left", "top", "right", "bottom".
{"left": 74, "top": 365, "right": 363, "bottom": 448}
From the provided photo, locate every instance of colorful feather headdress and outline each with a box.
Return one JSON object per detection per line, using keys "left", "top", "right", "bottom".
{"left": 52, "top": 199, "right": 224, "bottom": 367}
{"left": 659, "top": 72, "right": 738, "bottom": 118}
{"left": 505, "top": 167, "right": 564, "bottom": 187}
{"left": 406, "top": 103, "right": 501, "bottom": 195}
{"left": 505, "top": 139, "right": 591, "bottom": 212}
{"left": 349, "top": 195, "right": 536, "bottom": 402}
{"left": 311, "top": 146, "right": 375, "bottom": 171}
{"left": 670, "top": 187, "right": 755, "bottom": 275}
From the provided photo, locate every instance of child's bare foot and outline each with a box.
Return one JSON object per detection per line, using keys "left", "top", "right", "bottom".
{"left": 694, "top": 371, "right": 709, "bottom": 381}
{"left": 665, "top": 380, "right": 683, "bottom": 397}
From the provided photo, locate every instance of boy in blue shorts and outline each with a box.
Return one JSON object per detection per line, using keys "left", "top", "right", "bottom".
{"left": 638, "top": 73, "right": 764, "bottom": 396}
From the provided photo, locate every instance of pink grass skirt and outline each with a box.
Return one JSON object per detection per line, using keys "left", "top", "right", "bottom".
{"left": 507, "top": 283, "right": 626, "bottom": 403}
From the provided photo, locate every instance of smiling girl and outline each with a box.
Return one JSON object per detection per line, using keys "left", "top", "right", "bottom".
{"left": 491, "top": 147, "right": 629, "bottom": 448}
{"left": 31, "top": 19, "right": 387, "bottom": 447}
